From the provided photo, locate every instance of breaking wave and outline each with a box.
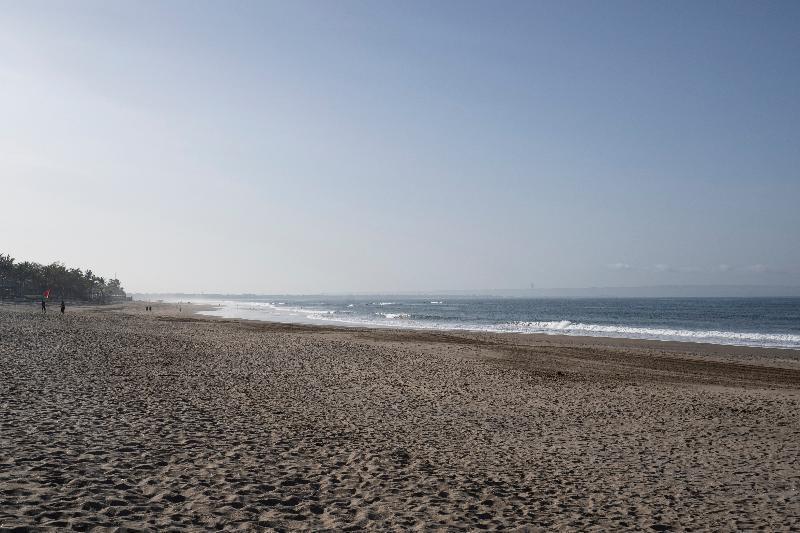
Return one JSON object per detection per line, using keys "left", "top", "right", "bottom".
{"left": 491, "top": 321, "right": 800, "bottom": 348}
{"left": 191, "top": 298, "right": 800, "bottom": 349}
{"left": 309, "top": 316, "right": 800, "bottom": 348}
{"left": 375, "top": 312, "right": 410, "bottom": 319}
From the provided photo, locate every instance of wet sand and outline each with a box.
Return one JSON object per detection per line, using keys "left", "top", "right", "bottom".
{"left": 1, "top": 302, "right": 799, "bottom": 531}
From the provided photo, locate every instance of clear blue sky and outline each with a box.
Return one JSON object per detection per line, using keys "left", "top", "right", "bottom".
{"left": 2, "top": 1, "right": 798, "bottom": 293}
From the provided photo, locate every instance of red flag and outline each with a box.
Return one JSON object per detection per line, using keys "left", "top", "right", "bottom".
{"left": 43, "top": 289, "right": 51, "bottom": 299}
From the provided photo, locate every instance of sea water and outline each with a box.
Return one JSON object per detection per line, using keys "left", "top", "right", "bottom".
{"left": 187, "top": 297, "right": 800, "bottom": 349}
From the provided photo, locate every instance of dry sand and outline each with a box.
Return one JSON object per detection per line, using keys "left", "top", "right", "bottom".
{"left": 1, "top": 302, "right": 800, "bottom": 531}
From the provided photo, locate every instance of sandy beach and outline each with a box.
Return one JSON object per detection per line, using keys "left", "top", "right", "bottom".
{"left": 1, "top": 302, "right": 799, "bottom": 531}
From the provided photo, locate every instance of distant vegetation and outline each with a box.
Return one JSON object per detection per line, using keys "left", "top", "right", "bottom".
{"left": 0, "top": 253, "right": 126, "bottom": 302}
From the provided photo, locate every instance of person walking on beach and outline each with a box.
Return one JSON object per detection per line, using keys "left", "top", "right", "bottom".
{"left": 60, "top": 300, "right": 65, "bottom": 314}
{"left": 41, "top": 299, "right": 46, "bottom": 313}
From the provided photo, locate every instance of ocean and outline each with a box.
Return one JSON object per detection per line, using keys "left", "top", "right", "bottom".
{"left": 184, "top": 296, "right": 800, "bottom": 349}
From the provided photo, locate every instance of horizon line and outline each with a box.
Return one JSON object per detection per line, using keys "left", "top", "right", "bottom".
{"left": 129, "top": 284, "right": 800, "bottom": 298}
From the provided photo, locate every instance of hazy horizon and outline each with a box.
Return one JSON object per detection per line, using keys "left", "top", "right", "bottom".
{"left": 131, "top": 284, "right": 800, "bottom": 299}
{"left": 2, "top": 1, "right": 799, "bottom": 293}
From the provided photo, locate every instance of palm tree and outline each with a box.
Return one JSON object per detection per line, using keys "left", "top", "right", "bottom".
{"left": 0, "top": 254, "right": 14, "bottom": 278}
{"left": 0, "top": 252, "right": 126, "bottom": 302}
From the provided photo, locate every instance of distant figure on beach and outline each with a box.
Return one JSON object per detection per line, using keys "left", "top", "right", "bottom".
{"left": 60, "top": 300, "right": 65, "bottom": 314}
{"left": 41, "top": 300, "right": 46, "bottom": 313}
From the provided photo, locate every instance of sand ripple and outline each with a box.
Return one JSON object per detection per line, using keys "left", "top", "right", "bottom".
{"left": 1, "top": 304, "right": 799, "bottom": 530}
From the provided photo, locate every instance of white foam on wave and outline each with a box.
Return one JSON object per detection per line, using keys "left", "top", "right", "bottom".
{"left": 267, "top": 303, "right": 335, "bottom": 316}
{"left": 197, "top": 300, "right": 335, "bottom": 320}
{"left": 375, "top": 312, "right": 410, "bottom": 319}
{"left": 311, "top": 315, "right": 800, "bottom": 349}
{"left": 491, "top": 320, "right": 800, "bottom": 348}
{"left": 194, "top": 300, "right": 800, "bottom": 349}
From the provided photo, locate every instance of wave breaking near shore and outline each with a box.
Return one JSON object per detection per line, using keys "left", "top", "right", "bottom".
{"left": 169, "top": 297, "right": 800, "bottom": 349}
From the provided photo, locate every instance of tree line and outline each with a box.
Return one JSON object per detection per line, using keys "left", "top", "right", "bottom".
{"left": 0, "top": 253, "right": 126, "bottom": 302}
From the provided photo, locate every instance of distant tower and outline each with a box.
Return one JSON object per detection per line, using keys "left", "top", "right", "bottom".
{"left": 530, "top": 282, "right": 535, "bottom": 290}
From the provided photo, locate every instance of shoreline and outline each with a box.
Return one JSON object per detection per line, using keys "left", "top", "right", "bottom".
{"left": 163, "top": 297, "right": 800, "bottom": 352}
{"left": 143, "top": 301, "right": 800, "bottom": 387}
{"left": 171, "top": 302, "right": 800, "bottom": 364}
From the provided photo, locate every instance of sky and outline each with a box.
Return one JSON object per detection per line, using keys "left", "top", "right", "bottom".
{"left": 1, "top": 0, "right": 799, "bottom": 294}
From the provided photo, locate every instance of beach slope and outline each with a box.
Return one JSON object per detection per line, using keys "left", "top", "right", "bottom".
{"left": 1, "top": 303, "right": 799, "bottom": 530}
